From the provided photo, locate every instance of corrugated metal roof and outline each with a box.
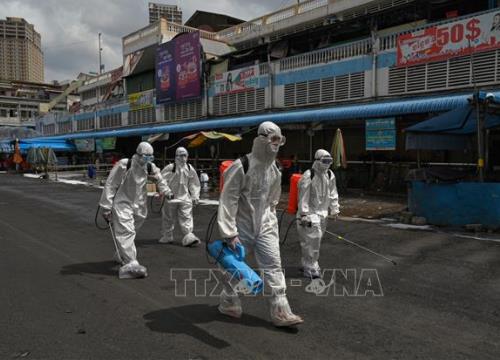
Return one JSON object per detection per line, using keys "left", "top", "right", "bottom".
{"left": 30, "top": 91, "right": 498, "bottom": 141}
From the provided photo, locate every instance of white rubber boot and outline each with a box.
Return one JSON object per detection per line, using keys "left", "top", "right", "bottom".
{"left": 118, "top": 260, "right": 148, "bottom": 279}
{"left": 270, "top": 296, "right": 304, "bottom": 327}
{"left": 218, "top": 291, "right": 242, "bottom": 319}
{"left": 158, "top": 234, "right": 174, "bottom": 244}
{"left": 182, "top": 233, "right": 201, "bottom": 247}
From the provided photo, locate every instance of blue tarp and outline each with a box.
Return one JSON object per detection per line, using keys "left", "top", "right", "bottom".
{"left": 409, "top": 181, "right": 500, "bottom": 226}
{"left": 26, "top": 91, "right": 498, "bottom": 142}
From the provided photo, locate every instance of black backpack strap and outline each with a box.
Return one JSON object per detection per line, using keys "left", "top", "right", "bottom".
{"left": 127, "top": 158, "right": 153, "bottom": 175}
{"left": 239, "top": 154, "right": 249, "bottom": 174}
{"left": 239, "top": 155, "right": 279, "bottom": 174}
{"left": 309, "top": 169, "right": 334, "bottom": 181}
{"left": 172, "top": 162, "right": 176, "bottom": 173}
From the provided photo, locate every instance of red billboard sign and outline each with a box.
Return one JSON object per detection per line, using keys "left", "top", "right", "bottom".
{"left": 397, "top": 11, "right": 500, "bottom": 67}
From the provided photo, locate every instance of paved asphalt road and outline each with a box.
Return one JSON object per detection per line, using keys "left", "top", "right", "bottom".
{"left": 1, "top": 174, "right": 499, "bottom": 359}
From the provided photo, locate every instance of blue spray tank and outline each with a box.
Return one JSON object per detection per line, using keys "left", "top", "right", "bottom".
{"left": 207, "top": 240, "right": 263, "bottom": 295}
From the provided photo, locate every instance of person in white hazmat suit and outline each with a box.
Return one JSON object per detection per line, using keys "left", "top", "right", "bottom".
{"left": 217, "top": 121, "right": 304, "bottom": 327}
{"left": 296, "top": 149, "right": 340, "bottom": 279}
{"left": 99, "top": 142, "right": 173, "bottom": 279}
{"left": 158, "top": 147, "right": 201, "bottom": 247}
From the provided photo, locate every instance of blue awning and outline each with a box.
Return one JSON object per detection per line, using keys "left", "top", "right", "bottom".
{"left": 405, "top": 104, "right": 500, "bottom": 150}
{"left": 406, "top": 105, "right": 500, "bottom": 134}
{"left": 20, "top": 140, "right": 76, "bottom": 152}
{"left": 0, "top": 139, "right": 76, "bottom": 153}
{"left": 26, "top": 90, "right": 500, "bottom": 141}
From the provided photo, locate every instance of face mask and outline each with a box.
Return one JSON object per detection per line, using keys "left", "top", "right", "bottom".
{"left": 176, "top": 154, "right": 187, "bottom": 163}
{"left": 139, "top": 154, "right": 154, "bottom": 165}
{"left": 268, "top": 143, "right": 280, "bottom": 154}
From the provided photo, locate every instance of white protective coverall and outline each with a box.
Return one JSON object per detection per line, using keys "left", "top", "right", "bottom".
{"left": 200, "top": 171, "right": 209, "bottom": 192}
{"left": 217, "top": 121, "right": 303, "bottom": 327}
{"left": 296, "top": 149, "right": 340, "bottom": 278}
{"left": 99, "top": 142, "right": 172, "bottom": 278}
{"left": 159, "top": 147, "right": 201, "bottom": 246}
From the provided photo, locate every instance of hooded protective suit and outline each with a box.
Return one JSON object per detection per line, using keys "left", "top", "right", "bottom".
{"left": 99, "top": 142, "right": 172, "bottom": 278}
{"left": 159, "top": 147, "right": 201, "bottom": 246}
{"left": 217, "top": 121, "right": 303, "bottom": 327}
{"left": 296, "top": 149, "right": 339, "bottom": 278}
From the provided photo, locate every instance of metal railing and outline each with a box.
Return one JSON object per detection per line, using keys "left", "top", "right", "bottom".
{"left": 123, "top": 22, "right": 160, "bottom": 46}
{"left": 279, "top": 7, "right": 500, "bottom": 71}
{"left": 279, "top": 38, "right": 372, "bottom": 71}
{"left": 216, "top": 0, "right": 329, "bottom": 41}
{"left": 163, "top": 21, "right": 217, "bottom": 41}
{"left": 52, "top": 163, "right": 115, "bottom": 172}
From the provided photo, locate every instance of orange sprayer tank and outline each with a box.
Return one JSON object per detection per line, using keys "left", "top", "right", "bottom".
{"left": 287, "top": 173, "right": 302, "bottom": 214}
{"left": 219, "top": 160, "right": 234, "bottom": 192}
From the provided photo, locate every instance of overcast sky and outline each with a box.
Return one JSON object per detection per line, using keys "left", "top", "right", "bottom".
{"left": 0, "top": 0, "right": 297, "bottom": 82}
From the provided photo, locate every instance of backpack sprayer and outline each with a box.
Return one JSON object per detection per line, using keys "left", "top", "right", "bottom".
{"left": 202, "top": 158, "right": 264, "bottom": 295}
{"left": 204, "top": 208, "right": 264, "bottom": 295}
{"left": 281, "top": 172, "right": 397, "bottom": 266}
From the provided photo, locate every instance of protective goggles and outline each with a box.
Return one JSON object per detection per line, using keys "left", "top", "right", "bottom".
{"left": 318, "top": 157, "right": 333, "bottom": 165}
{"left": 141, "top": 154, "right": 155, "bottom": 162}
{"left": 260, "top": 133, "right": 286, "bottom": 146}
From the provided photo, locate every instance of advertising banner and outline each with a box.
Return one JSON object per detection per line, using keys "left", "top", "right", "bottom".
{"left": 96, "top": 137, "right": 116, "bottom": 152}
{"left": 155, "top": 32, "right": 201, "bottom": 104}
{"left": 174, "top": 32, "right": 201, "bottom": 101}
{"left": 156, "top": 41, "right": 176, "bottom": 104}
{"left": 101, "top": 137, "right": 116, "bottom": 150}
{"left": 213, "top": 65, "right": 259, "bottom": 95}
{"left": 128, "top": 90, "right": 154, "bottom": 111}
{"left": 74, "top": 139, "right": 95, "bottom": 152}
{"left": 397, "top": 11, "right": 500, "bottom": 66}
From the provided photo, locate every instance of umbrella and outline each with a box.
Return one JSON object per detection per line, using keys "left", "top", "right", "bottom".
{"left": 147, "top": 133, "right": 170, "bottom": 143}
{"left": 27, "top": 148, "right": 44, "bottom": 165}
{"left": 12, "top": 140, "right": 23, "bottom": 166}
{"left": 27, "top": 147, "right": 57, "bottom": 167}
{"left": 331, "top": 128, "right": 347, "bottom": 169}
{"left": 43, "top": 148, "right": 58, "bottom": 166}
{"left": 182, "top": 131, "right": 242, "bottom": 148}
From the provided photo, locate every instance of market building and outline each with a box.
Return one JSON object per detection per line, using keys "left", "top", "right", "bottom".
{"left": 30, "top": 0, "right": 500, "bottom": 192}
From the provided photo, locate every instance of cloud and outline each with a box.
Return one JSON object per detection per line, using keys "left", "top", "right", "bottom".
{"left": 0, "top": 0, "right": 296, "bottom": 82}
